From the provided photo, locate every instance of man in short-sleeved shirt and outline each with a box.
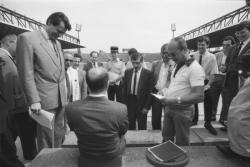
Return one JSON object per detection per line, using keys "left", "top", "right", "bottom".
{"left": 192, "top": 36, "right": 219, "bottom": 135}
{"left": 161, "top": 37, "right": 205, "bottom": 146}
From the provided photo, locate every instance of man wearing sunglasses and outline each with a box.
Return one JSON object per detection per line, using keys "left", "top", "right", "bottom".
{"left": 16, "top": 12, "right": 71, "bottom": 151}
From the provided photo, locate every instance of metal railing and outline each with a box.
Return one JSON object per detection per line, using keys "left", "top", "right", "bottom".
{"left": 179, "top": 6, "right": 250, "bottom": 40}
{"left": 0, "top": 5, "right": 80, "bottom": 45}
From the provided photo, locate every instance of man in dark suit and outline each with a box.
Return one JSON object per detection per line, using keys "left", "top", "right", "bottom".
{"left": 84, "top": 51, "right": 103, "bottom": 71}
{"left": 151, "top": 43, "right": 175, "bottom": 130}
{"left": 16, "top": 12, "right": 71, "bottom": 151}
{"left": 66, "top": 67, "right": 128, "bottom": 167}
{"left": 0, "top": 34, "right": 26, "bottom": 167}
{"left": 123, "top": 52, "right": 153, "bottom": 130}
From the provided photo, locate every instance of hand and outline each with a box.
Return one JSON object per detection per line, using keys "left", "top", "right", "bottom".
{"left": 204, "top": 85, "right": 210, "bottom": 91}
{"left": 219, "top": 65, "right": 226, "bottom": 73}
{"left": 30, "top": 102, "right": 41, "bottom": 115}
{"left": 142, "top": 108, "right": 149, "bottom": 114}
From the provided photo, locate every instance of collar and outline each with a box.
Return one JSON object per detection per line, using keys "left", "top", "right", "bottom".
{"left": 0, "top": 48, "right": 12, "bottom": 59}
{"left": 89, "top": 92, "right": 107, "bottom": 97}
{"left": 185, "top": 58, "right": 195, "bottom": 67}
{"left": 134, "top": 66, "right": 142, "bottom": 73}
{"left": 242, "top": 37, "right": 250, "bottom": 46}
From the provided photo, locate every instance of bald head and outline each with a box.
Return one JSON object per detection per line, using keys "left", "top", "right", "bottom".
{"left": 63, "top": 52, "right": 74, "bottom": 70}
{"left": 86, "top": 67, "right": 109, "bottom": 94}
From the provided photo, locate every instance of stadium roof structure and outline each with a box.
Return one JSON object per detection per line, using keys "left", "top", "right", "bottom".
{"left": 0, "top": 5, "right": 84, "bottom": 49}
{"left": 179, "top": 6, "right": 250, "bottom": 50}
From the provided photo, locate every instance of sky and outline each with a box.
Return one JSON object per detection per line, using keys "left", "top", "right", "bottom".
{"left": 1, "top": 0, "right": 245, "bottom": 53}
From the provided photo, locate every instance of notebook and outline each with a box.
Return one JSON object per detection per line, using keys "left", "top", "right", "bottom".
{"left": 147, "top": 140, "right": 186, "bottom": 162}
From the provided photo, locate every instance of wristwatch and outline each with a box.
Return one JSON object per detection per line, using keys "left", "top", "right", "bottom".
{"left": 177, "top": 96, "right": 181, "bottom": 104}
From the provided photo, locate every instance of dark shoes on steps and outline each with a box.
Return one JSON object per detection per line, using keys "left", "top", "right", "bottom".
{"left": 204, "top": 123, "right": 217, "bottom": 135}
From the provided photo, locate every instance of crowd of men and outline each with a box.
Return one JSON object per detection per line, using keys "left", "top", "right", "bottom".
{"left": 0, "top": 11, "right": 250, "bottom": 167}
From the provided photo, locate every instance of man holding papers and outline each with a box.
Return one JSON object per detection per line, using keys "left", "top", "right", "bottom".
{"left": 16, "top": 12, "right": 71, "bottom": 151}
{"left": 160, "top": 37, "right": 204, "bottom": 145}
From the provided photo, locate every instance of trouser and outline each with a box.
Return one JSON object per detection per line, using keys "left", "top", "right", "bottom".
{"left": 78, "top": 155, "right": 122, "bottom": 167}
{"left": 162, "top": 106, "right": 194, "bottom": 146}
{"left": 210, "top": 75, "right": 225, "bottom": 118}
{"left": 9, "top": 112, "right": 37, "bottom": 160}
{"left": 108, "top": 84, "right": 123, "bottom": 102}
{"left": 193, "top": 103, "right": 199, "bottom": 123}
{"left": 37, "top": 107, "right": 66, "bottom": 152}
{"left": 204, "top": 79, "right": 213, "bottom": 124}
{"left": 220, "top": 86, "right": 238, "bottom": 121}
{"left": 127, "top": 95, "right": 147, "bottom": 130}
{"left": 151, "top": 94, "right": 163, "bottom": 130}
{"left": 0, "top": 130, "right": 25, "bottom": 167}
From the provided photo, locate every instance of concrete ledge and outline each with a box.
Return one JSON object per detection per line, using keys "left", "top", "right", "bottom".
{"left": 63, "top": 130, "right": 203, "bottom": 147}
{"left": 28, "top": 146, "right": 249, "bottom": 167}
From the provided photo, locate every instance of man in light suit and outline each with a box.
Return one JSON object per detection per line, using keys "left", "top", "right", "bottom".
{"left": 84, "top": 51, "right": 103, "bottom": 72}
{"left": 0, "top": 34, "right": 26, "bottom": 167}
{"left": 16, "top": 12, "right": 72, "bottom": 151}
{"left": 66, "top": 67, "right": 128, "bottom": 167}
{"left": 123, "top": 52, "right": 153, "bottom": 130}
{"left": 151, "top": 43, "right": 175, "bottom": 130}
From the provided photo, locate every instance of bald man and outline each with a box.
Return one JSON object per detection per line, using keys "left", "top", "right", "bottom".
{"left": 66, "top": 67, "right": 128, "bottom": 167}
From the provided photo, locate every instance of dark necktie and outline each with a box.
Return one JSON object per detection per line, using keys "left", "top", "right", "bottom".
{"left": 237, "top": 42, "right": 243, "bottom": 56}
{"left": 173, "top": 63, "right": 185, "bottom": 78}
{"left": 166, "top": 65, "right": 172, "bottom": 87}
{"left": 199, "top": 54, "right": 202, "bottom": 65}
{"left": 133, "top": 71, "right": 137, "bottom": 95}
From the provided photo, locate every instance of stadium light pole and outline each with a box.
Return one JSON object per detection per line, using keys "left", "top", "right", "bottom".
{"left": 171, "top": 24, "right": 176, "bottom": 38}
{"left": 75, "top": 24, "right": 82, "bottom": 55}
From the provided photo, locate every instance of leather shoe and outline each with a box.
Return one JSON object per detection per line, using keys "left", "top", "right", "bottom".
{"left": 204, "top": 123, "right": 218, "bottom": 135}
{"left": 219, "top": 119, "right": 227, "bottom": 127}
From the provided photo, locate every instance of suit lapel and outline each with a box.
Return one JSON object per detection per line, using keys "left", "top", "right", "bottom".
{"left": 38, "top": 31, "right": 61, "bottom": 69}
{"left": 239, "top": 41, "right": 250, "bottom": 57}
{"left": 155, "top": 61, "right": 162, "bottom": 80}
{"left": 127, "top": 69, "right": 133, "bottom": 94}
{"left": 137, "top": 68, "right": 145, "bottom": 94}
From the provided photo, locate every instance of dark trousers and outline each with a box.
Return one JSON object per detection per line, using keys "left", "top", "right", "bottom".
{"left": 193, "top": 104, "right": 199, "bottom": 123}
{"left": 151, "top": 94, "right": 163, "bottom": 130}
{"left": 78, "top": 155, "right": 122, "bottom": 167}
{"left": 9, "top": 112, "right": 37, "bottom": 160}
{"left": 210, "top": 75, "right": 225, "bottom": 118}
{"left": 127, "top": 95, "right": 147, "bottom": 130}
{"left": 0, "top": 130, "right": 25, "bottom": 167}
{"left": 204, "top": 79, "right": 212, "bottom": 124}
{"left": 108, "top": 84, "right": 123, "bottom": 103}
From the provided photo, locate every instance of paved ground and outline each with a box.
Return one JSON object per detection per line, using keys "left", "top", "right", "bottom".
{"left": 17, "top": 98, "right": 224, "bottom": 166}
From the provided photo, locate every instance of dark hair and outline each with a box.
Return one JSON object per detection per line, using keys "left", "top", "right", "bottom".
{"left": 128, "top": 48, "right": 138, "bottom": 56}
{"left": 130, "top": 52, "right": 143, "bottom": 62}
{"left": 86, "top": 68, "right": 109, "bottom": 93}
{"left": 171, "top": 37, "right": 188, "bottom": 51}
{"left": 90, "top": 51, "right": 99, "bottom": 57}
{"left": 197, "top": 36, "right": 210, "bottom": 46}
{"left": 222, "top": 36, "right": 236, "bottom": 45}
{"left": 160, "top": 43, "right": 168, "bottom": 53}
{"left": 46, "top": 12, "right": 71, "bottom": 31}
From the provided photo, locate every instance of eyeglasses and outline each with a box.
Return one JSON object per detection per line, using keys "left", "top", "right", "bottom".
{"left": 162, "top": 52, "right": 169, "bottom": 55}
{"left": 65, "top": 59, "right": 73, "bottom": 62}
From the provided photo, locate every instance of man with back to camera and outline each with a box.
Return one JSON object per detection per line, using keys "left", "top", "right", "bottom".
{"left": 192, "top": 36, "right": 219, "bottom": 135}
{"left": 211, "top": 36, "right": 235, "bottom": 129}
{"left": 161, "top": 37, "right": 205, "bottom": 146}
{"left": 16, "top": 12, "right": 71, "bottom": 151}
{"left": 84, "top": 51, "right": 103, "bottom": 71}
{"left": 123, "top": 52, "right": 153, "bottom": 130}
{"left": 65, "top": 67, "right": 128, "bottom": 167}
{"left": 151, "top": 43, "right": 175, "bottom": 130}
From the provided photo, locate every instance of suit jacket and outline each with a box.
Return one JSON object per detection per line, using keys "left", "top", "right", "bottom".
{"left": 16, "top": 30, "right": 67, "bottom": 110}
{"left": 0, "top": 49, "right": 27, "bottom": 132}
{"left": 151, "top": 60, "right": 163, "bottom": 87}
{"left": 77, "top": 69, "right": 87, "bottom": 99}
{"left": 65, "top": 96, "right": 128, "bottom": 160}
{"left": 123, "top": 68, "right": 153, "bottom": 111}
{"left": 224, "top": 41, "right": 250, "bottom": 92}
{"left": 83, "top": 60, "right": 103, "bottom": 71}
